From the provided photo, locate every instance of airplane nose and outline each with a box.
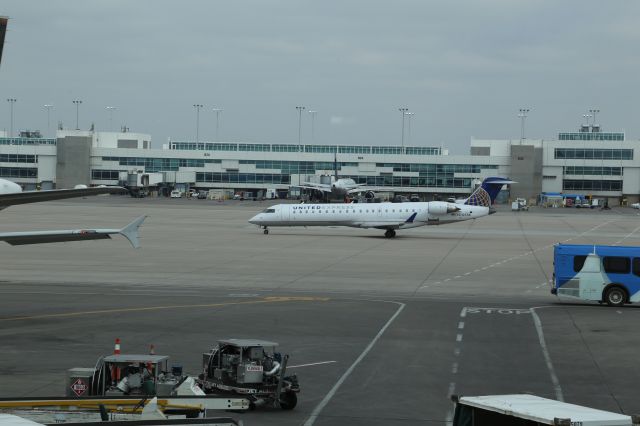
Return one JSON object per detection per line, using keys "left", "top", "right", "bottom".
{"left": 248, "top": 214, "right": 260, "bottom": 225}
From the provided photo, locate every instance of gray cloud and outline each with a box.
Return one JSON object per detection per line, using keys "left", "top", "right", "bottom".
{"left": 1, "top": 0, "right": 639, "bottom": 152}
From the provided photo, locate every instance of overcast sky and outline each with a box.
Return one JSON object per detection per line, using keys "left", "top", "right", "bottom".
{"left": 1, "top": 1, "right": 639, "bottom": 153}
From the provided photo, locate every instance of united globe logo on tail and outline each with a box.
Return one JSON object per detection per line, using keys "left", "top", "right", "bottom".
{"left": 464, "top": 177, "right": 514, "bottom": 207}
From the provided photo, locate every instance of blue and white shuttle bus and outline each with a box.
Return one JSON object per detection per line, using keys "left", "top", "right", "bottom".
{"left": 552, "top": 244, "right": 640, "bottom": 306}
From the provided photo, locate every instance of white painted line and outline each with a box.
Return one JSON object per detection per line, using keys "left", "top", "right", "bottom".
{"left": 474, "top": 269, "right": 481, "bottom": 273}
{"left": 288, "top": 361, "right": 337, "bottom": 369}
{"left": 454, "top": 275, "right": 462, "bottom": 279}
{"left": 303, "top": 301, "right": 406, "bottom": 426}
{"left": 464, "top": 272, "right": 471, "bottom": 276}
{"left": 444, "top": 278, "right": 451, "bottom": 282}
{"left": 451, "top": 362, "right": 458, "bottom": 374}
{"left": 448, "top": 381, "right": 456, "bottom": 396}
{"left": 460, "top": 307, "right": 467, "bottom": 318}
{"left": 531, "top": 308, "right": 564, "bottom": 401}
{"left": 456, "top": 333, "right": 463, "bottom": 342}
{"left": 458, "top": 321, "right": 465, "bottom": 330}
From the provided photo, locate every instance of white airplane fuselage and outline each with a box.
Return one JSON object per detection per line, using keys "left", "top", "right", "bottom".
{"left": 0, "top": 178, "right": 22, "bottom": 195}
{"left": 249, "top": 201, "right": 489, "bottom": 230}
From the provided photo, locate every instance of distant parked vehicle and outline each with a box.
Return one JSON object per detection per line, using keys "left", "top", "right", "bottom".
{"left": 170, "top": 190, "right": 183, "bottom": 198}
{"left": 632, "top": 202, "right": 640, "bottom": 209}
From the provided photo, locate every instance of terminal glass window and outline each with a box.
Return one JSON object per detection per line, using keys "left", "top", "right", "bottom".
{"left": 555, "top": 148, "right": 633, "bottom": 160}
{"left": 0, "top": 154, "right": 37, "bottom": 163}
{"left": 564, "top": 166, "right": 622, "bottom": 176}
{"left": 0, "top": 167, "right": 37, "bottom": 178}
{"left": 563, "top": 180, "right": 622, "bottom": 191}
{"left": 92, "top": 170, "right": 120, "bottom": 180}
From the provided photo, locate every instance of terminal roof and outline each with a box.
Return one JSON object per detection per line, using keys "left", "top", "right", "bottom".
{"left": 219, "top": 339, "right": 279, "bottom": 348}
{"left": 103, "top": 354, "right": 169, "bottom": 363}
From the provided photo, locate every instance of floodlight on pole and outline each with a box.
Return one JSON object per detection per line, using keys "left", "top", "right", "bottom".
{"left": 212, "top": 108, "right": 223, "bottom": 141}
{"left": 398, "top": 107, "right": 408, "bottom": 151}
{"left": 589, "top": 108, "right": 600, "bottom": 126}
{"left": 296, "top": 106, "right": 306, "bottom": 152}
{"left": 404, "top": 112, "right": 415, "bottom": 145}
{"left": 308, "top": 110, "right": 317, "bottom": 143}
{"left": 7, "top": 98, "right": 16, "bottom": 138}
{"left": 72, "top": 99, "right": 83, "bottom": 130}
{"left": 517, "top": 108, "right": 530, "bottom": 141}
{"left": 44, "top": 104, "right": 53, "bottom": 137}
{"left": 193, "top": 104, "right": 203, "bottom": 142}
{"left": 106, "top": 106, "right": 116, "bottom": 131}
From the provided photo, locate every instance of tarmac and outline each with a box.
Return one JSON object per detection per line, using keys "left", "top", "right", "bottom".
{"left": 1, "top": 196, "right": 640, "bottom": 425}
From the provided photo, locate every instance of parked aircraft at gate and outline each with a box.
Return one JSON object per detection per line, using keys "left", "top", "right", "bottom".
{"left": 250, "top": 177, "right": 512, "bottom": 237}
{"left": 0, "top": 178, "right": 145, "bottom": 247}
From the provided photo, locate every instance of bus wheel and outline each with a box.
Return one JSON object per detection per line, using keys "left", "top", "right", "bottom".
{"left": 604, "top": 286, "right": 626, "bottom": 307}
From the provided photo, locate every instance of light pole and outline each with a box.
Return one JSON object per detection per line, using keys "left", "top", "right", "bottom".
{"left": 7, "top": 98, "right": 16, "bottom": 138}
{"left": 582, "top": 113, "right": 592, "bottom": 127}
{"left": 296, "top": 106, "right": 305, "bottom": 152}
{"left": 518, "top": 108, "right": 530, "bottom": 141}
{"left": 212, "top": 108, "right": 222, "bottom": 141}
{"left": 405, "top": 112, "right": 414, "bottom": 146}
{"left": 398, "top": 107, "right": 408, "bottom": 151}
{"left": 193, "top": 104, "right": 203, "bottom": 142}
{"left": 589, "top": 108, "right": 600, "bottom": 127}
{"left": 106, "top": 106, "right": 116, "bottom": 131}
{"left": 308, "top": 110, "right": 317, "bottom": 143}
{"left": 72, "top": 99, "right": 82, "bottom": 130}
{"left": 44, "top": 104, "right": 53, "bottom": 137}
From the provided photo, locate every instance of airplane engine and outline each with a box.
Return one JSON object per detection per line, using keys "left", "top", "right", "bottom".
{"left": 429, "top": 201, "right": 461, "bottom": 215}
{"left": 364, "top": 191, "right": 376, "bottom": 201}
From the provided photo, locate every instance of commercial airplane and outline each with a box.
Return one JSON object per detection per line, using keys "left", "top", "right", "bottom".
{"left": 291, "top": 153, "right": 375, "bottom": 201}
{"left": 0, "top": 178, "right": 145, "bottom": 247}
{"left": 250, "top": 177, "right": 512, "bottom": 237}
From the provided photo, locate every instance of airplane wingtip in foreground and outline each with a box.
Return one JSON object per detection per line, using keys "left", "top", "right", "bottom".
{"left": 0, "top": 215, "right": 147, "bottom": 248}
{"left": 249, "top": 176, "right": 512, "bottom": 237}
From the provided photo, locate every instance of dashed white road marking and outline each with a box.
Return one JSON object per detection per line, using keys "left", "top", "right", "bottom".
{"left": 458, "top": 321, "right": 465, "bottom": 330}
{"left": 456, "top": 334, "right": 463, "bottom": 342}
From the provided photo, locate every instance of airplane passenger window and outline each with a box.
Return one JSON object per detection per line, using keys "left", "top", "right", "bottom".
{"left": 262, "top": 209, "right": 276, "bottom": 213}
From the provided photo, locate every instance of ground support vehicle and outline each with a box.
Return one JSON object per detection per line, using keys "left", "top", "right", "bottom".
{"left": 451, "top": 394, "right": 638, "bottom": 425}
{"left": 198, "top": 339, "right": 300, "bottom": 410}
{"left": 511, "top": 198, "right": 529, "bottom": 211}
{"left": 61, "top": 351, "right": 248, "bottom": 416}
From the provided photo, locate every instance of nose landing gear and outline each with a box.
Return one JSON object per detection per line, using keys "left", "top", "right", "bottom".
{"left": 384, "top": 229, "right": 396, "bottom": 238}
{"left": 263, "top": 226, "right": 269, "bottom": 235}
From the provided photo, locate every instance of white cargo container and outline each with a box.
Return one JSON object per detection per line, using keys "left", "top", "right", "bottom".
{"left": 452, "top": 394, "right": 637, "bottom": 426}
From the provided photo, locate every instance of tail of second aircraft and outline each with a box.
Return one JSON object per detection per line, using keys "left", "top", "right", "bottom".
{"left": 464, "top": 177, "right": 513, "bottom": 207}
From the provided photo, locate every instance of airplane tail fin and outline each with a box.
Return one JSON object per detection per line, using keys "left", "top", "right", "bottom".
{"left": 464, "top": 177, "right": 513, "bottom": 207}
{"left": 119, "top": 215, "right": 147, "bottom": 248}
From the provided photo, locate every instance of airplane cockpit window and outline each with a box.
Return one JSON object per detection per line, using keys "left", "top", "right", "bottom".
{"left": 262, "top": 209, "right": 276, "bottom": 213}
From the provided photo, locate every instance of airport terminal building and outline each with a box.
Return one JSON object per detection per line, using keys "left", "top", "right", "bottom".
{"left": 0, "top": 124, "right": 638, "bottom": 204}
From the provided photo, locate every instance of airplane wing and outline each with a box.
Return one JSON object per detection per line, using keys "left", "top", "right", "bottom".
{"left": 0, "top": 186, "right": 127, "bottom": 210}
{"left": 0, "top": 215, "right": 146, "bottom": 248}
{"left": 290, "top": 182, "right": 332, "bottom": 193}
{"left": 352, "top": 213, "right": 418, "bottom": 229}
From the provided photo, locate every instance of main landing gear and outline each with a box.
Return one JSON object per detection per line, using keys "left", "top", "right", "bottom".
{"left": 384, "top": 229, "right": 396, "bottom": 238}
{"left": 263, "top": 226, "right": 269, "bottom": 235}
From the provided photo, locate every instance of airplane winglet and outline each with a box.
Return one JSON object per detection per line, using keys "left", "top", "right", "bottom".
{"left": 405, "top": 212, "right": 417, "bottom": 223}
{"left": 119, "top": 215, "right": 147, "bottom": 249}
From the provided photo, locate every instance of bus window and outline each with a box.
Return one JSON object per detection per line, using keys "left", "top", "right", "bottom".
{"left": 633, "top": 258, "right": 640, "bottom": 277}
{"left": 573, "top": 255, "right": 587, "bottom": 272}
{"left": 603, "top": 257, "right": 630, "bottom": 274}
